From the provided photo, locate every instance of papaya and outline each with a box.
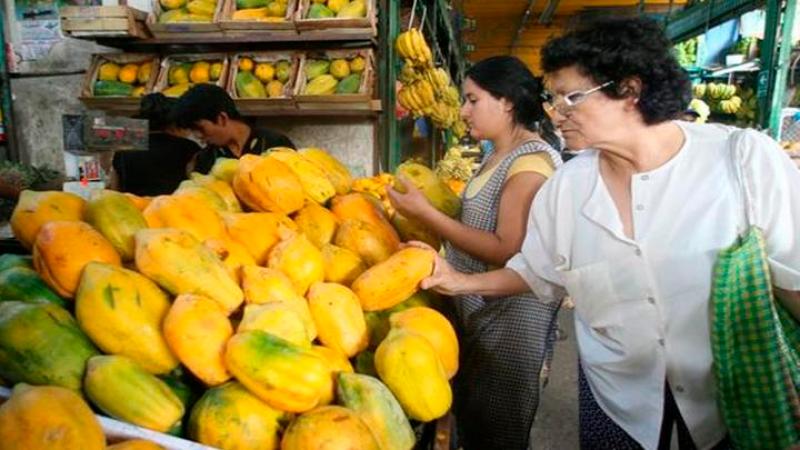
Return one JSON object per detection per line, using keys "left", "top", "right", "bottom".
{"left": 303, "top": 74, "right": 337, "bottom": 95}
{"left": 94, "top": 80, "right": 134, "bottom": 96}
{"left": 161, "top": 82, "right": 192, "bottom": 98}
{"left": 321, "top": 243, "right": 366, "bottom": 285}
{"left": 188, "top": 60, "right": 212, "bottom": 83}
{"left": 160, "top": 0, "right": 186, "bottom": 9}
{"left": 225, "top": 330, "right": 331, "bottom": 412}
{"left": 0, "top": 254, "right": 32, "bottom": 272}
{"left": 158, "top": 8, "right": 189, "bottom": 22}
{"left": 329, "top": 58, "right": 350, "bottom": 79}
{"left": 124, "top": 193, "right": 153, "bottom": 211}
{"left": 337, "top": 372, "right": 416, "bottom": 450}
{"left": 137, "top": 62, "right": 153, "bottom": 84}
{"left": 304, "top": 60, "right": 331, "bottom": 80}
{"left": 350, "top": 56, "right": 366, "bottom": 73}
{"left": 374, "top": 329, "right": 452, "bottom": 422}
{"left": 254, "top": 62, "right": 275, "bottom": 82}
{"left": 334, "top": 219, "right": 398, "bottom": 266}
{"left": 202, "top": 236, "right": 256, "bottom": 284}
{"left": 281, "top": 406, "right": 379, "bottom": 450}
{"left": 298, "top": 147, "right": 353, "bottom": 194}
{"left": 83, "top": 355, "right": 185, "bottom": 433}
{"left": 337, "top": 0, "right": 366, "bottom": 18}
{"left": 75, "top": 262, "right": 178, "bottom": 375}
{"left": 276, "top": 60, "right": 292, "bottom": 83}
{"left": 223, "top": 212, "right": 297, "bottom": 265}
{"left": 0, "top": 384, "right": 104, "bottom": 450}
{"left": 108, "top": 441, "right": 165, "bottom": 450}
{"left": 190, "top": 172, "right": 242, "bottom": 212}
{"left": 238, "top": 302, "right": 310, "bottom": 347}
{"left": 390, "top": 307, "right": 459, "bottom": 379}
{"left": 0, "top": 266, "right": 66, "bottom": 307}
{"left": 391, "top": 212, "right": 441, "bottom": 249}
{"left": 85, "top": 189, "right": 148, "bottom": 261}
{"left": 174, "top": 182, "right": 228, "bottom": 212}
{"left": 364, "top": 290, "right": 438, "bottom": 350}
{"left": 394, "top": 161, "right": 461, "bottom": 218}
{"left": 210, "top": 61, "right": 223, "bottom": 81}
{"left": 330, "top": 193, "right": 400, "bottom": 250}
{"left": 266, "top": 148, "right": 336, "bottom": 204}
{"left": 307, "top": 282, "right": 368, "bottom": 357}
{"left": 98, "top": 61, "right": 121, "bottom": 81}
{"left": 0, "top": 302, "right": 98, "bottom": 391}
{"left": 10, "top": 190, "right": 85, "bottom": 250}
{"left": 267, "top": 232, "right": 325, "bottom": 296}
{"left": 232, "top": 154, "right": 305, "bottom": 214}
{"left": 232, "top": 6, "right": 269, "bottom": 20}
{"left": 336, "top": 73, "right": 361, "bottom": 94}
{"left": 351, "top": 247, "right": 435, "bottom": 311}
{"left": 310, "top": 344, "right": 354, "bottom": 405}
{"left": 236, "top": 71, "right": 267, "bottom": 99}
{"left": 188, "top": 382, "right": 285, "bottom": 450}
{"left": 209, "top": 157, "right": 239, "bottom": 182}
{"left": 293, "top": 201, "right": 339, "bottom": 248}
{"left": 118, "top": 64, "right": 139, "bottom": 84}
{"left": 186, "top": 0, "right": 215, "bottom": 17}
{"left": 240, "top": 265, "right": 317, "bottom": 341}
{"left": 266, "top": 80, "right": 284, "bottom": 98}
{"left": 33, "top": 221, "right": 121, "bottom": 299}
{"left": 306, "top": 3, "right": 334, "bottom": 19}
{"left": 327, "top": 0, "right": 347, "bottom": 13}
{"left": 163, "top": 294, "right": 233, "bottom": 386}
{"left": 134, "top": 228, "right": 243, "bottom": 315}
{"left": 143, "top": 193, "right": 225, "bottom": 242}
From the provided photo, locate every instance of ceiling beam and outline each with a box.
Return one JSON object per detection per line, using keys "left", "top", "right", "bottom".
{"left": 509, "top": 0, "right": 538, "bottom": 52}
{"left": 539, "top": 0, "right": 561, "bottom": 23}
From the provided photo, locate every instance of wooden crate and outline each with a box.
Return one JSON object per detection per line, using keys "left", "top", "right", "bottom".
{"left": 227, "top": 51, "right": 300, "bottom": 111}
{"left": 294, "top": 48, "right": 374, "bottom": 108}
{"left": 153, "top": 53, "right": 230, "bottom": 97}
{"left": 80, "top": 53, "right": 160, "bottom": 113}
{"left": 294, "top": 0, "right": 375, "bottom": 34}
{"left": 146, "top": 0, "right": 224, "bottom": 38}
{"left": 219, "top": 0, "right": 297, "bottom": 31}
{"left": 60, "top": 6, "right": 150, "bottom": 39}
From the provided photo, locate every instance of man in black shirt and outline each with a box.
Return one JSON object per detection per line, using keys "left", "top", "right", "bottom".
{"left": 172, "top": 84, "right": 296, "bottom": 174}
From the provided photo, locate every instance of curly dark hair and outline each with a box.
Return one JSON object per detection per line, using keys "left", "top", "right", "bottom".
{"left": 541, "top": 16, "right": 691, "bottom": 124}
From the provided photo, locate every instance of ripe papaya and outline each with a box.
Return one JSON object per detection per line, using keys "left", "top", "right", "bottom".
{"left": 281, "top": 406, "right": 379, "bottom": 450}
{"left": 267, "top": 148, "right": 336, "bottom": 204}
{"left": 310, "top": 344, "right": 354, "bottom": 405}
{"left": 351, "top": 247, "right": 435, "bottom": 311}
{"left": 223, "top": 212, "right": 297, "bottom": 265}
{"left": 85, "top": 189, "right": 148, "bottom": 261}
{"left": 238, "top": 302, "right": 310, "bottom": 347}
{"left": 232, "top": 154, "right": 305, "bottom": 214}
{"left": 390, "top": 306, "right": 459, "bottom": 379}
{"left": 333, "top": 219, "right": 398, "bottom": 266}
{"left": 298, "top": 147, "right": 353, "bottom": 194}
{"left": 240, "top": 265, "right": 317, "bottom": 341}
{"left": 235, "top": 71, "right": 267, "bottom": 99}
{"left": 143, "top": 193, "right": 225, "bottom": 242}
{"left": 307, "top": 282, "right": 368, "bottom": 357}
{"left": 303, "top": 74, "right": 338, "bottom": 95}
{"left": 395, "top": 161, "right": 461, "bottom": 218}
{"left": 10, "top": 190, "right": 85, "bottom": 250}
{"left": 293, "top": 201, "right": 339, "bottom": 248}
{"left": 268, "top": 232, "right": 325, "bottom": 296}
{"left": 321, "top": 243, "right": 366, "bottom": 285}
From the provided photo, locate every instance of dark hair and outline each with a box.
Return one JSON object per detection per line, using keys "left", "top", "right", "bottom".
{"left": 465, "top": 56, "right": 560, "bottom": 150}
{"left": 138, "top": 93, "right": 177, "bottom": 131}
{"left": 172, "top": 84, "right": 242, "bottom": 129}
{"left": 541, "top": 16, "right": 691, "bottom": 124}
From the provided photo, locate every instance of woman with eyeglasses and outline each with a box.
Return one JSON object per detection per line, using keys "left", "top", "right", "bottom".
{"left": 388, "top": 56, "right": 563, "bottom": 450}
{"left": 415, "top": 17, "right": 800, "bottom": 450}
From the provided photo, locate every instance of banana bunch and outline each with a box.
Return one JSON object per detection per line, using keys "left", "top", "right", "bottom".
{"left": 451, "top": 118, "right": 468, "bottom": 139}
{"left": 435, "top": 145, "right": 477, "bottom": 182}
{"left": 706, "top": 82, "right": 737, "bottom": 100}
{"left": 395, "top": 28, "right": 433, "bottom": 68}
{"left": 717, "top": 96, "right": 742, "bottom": 114}
{"left": 692, "top": 83, "right": 707, "bottom": 99}
{"left": 425, "top": 67, "right": 450, "bottom": 92}
{"left": 734, "top": 87, "right": 758, "bottom": 122}
{"left": 398, "top": 79, "right": 436, "bottom": 117}
{"left": 398, "top": 61, "right": 422, "bottom": 85}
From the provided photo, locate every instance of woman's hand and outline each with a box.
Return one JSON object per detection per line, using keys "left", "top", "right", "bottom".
{"left": 403, "top": 241, "right": 465, "bottom": 296}
{"left": 387, "top": 177, "right": 435, "bottom": 220}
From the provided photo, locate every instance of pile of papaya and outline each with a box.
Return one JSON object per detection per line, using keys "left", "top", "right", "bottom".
{"left": 0, "top": 147, "right": 463, "bottom": 449}
{"left": 302, "top": 56, "right": 366, "bottom": 95}
{"left": 158, "top": 0, "right": 217, "bottom": 23}
{"left": 305, "top": 0, "right": 367, "bottom": 19}
{"left": 93, "top": 60, "right": 155, "bottom": 98}
{"left": 159, "top": 58, "right": 225, "bottom": 98}
{"left": 235, "top": 56, "right": 293, "bottom": 99}
{"left": 232, "top": 0, "right": 289, "bottom": 21}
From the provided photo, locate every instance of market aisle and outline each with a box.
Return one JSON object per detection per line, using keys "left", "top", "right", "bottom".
{"left": 529, "top": 308, "right": 579, "bottom": 449}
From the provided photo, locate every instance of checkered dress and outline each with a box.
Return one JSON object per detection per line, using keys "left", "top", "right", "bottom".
{"left": 444, "top": 140, "right": 563, "bottom": 450}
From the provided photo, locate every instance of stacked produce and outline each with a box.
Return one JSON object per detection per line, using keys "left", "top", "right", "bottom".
{"left": 0, "top": 147, "right": 461, "bottom": 449}
{"left": 301, "top": 56, "right": 366, "bottom": 95}
{"left": 692, "top": 82, "right": 757, "bottom": 123}
{"left": 158, "top": 0, "right": 218, "bottom": 23}
{"left": 235, "top": 56, "right": 294, "bottom": 99}
{"left": 395, "top": 28, "right": 468, "bottom": 138}
{"left": 94, "top": 59, "right": 155, "bottom": 98}
{"left": 232, "top": 0, "right": 289, "bottom": 21}
{"left": 159, "top": 58, "right": 225, "bottom": 97}
{"left": 304, "top": 0, "right": 367, "bottom": 19}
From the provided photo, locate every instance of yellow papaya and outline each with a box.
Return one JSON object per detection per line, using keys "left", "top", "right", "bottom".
{"left": 10, "top": 190, "right": 85, "bottom": 250}
{"left": 137, "top": 62, "right": 153, "bottom": 84}
{"left": 392, "top": 212, "right": 441, "bottom": 250}
{"left": 75, "top": 262, "right": 178, "bottom": 374}
{"left": 160, "top": 0, "right": 186, "bottom": 10}
{"left": 98, "top": 62, "right": 121, "bottom": 81}
{"left": 298, "top": 147, "right": 353, "bottom": 195}
{"left": 232, "top": 6, "right": 269, "bottom": 20}
{"left": 188, "top": 60, "right": 211, "bottom": 83}
{"left": 119, "top": 63, "right": 139, "bottom": 84}
{"left": 281, "top": 406, "right": 379, "bottom": 450}
{"left": 303, "top": 74, "right": 338, "bottom": 95}
{"left": 161, "top": 82, "right": 192, "bottom": 98}
{"left": 240, "top": 265, "right": 317, "bottom": 341}
{"left": 267, "top": 148, "right": 336, "bottom": 204}
{"left": 321, "top": 243, "right": 366, "bottom": 285}
{"left": 238, "top": 302, "right": 310, "bottom": 347}
{"left": 232, "top": 154, "right": 305, "bottom": 214}
{"left": 351, "top": 247, "right": 435, "bottom": 311}
{"left": 202, "top": 236, "right": 256, "bottom": 284}
{"left": 333, "top": 219, "right": 398, "bottom": 266}
{"left": 190, "top": 172, "right": 242, "bottom": 212}
{"left": 174, "top": 182, "right": 228, "bottom": 212}
{"left": 395, "top": 161, "right": 461, "bottom": 218}
{"left": 390, "top": 306, "right": 459, "bottom": 379}
{"left": 163, "top": 294, "right": 233, "bottom": 386}
{"left": 223, "top": 212, "right": 297, "bottom": 265}
{"left": 209, "top": 157, "right": 239, "bottom": 183}
{"left": 143, "top": 193, "right": 225, "bottom": 242}
{"left": 134, "top": 228, "right": 243, "bottom": 314}
{"left": 292, "top": 201, "right": 338, "bottom": 248}
{"left": 267, "top": 232, "right": 325, "bottom": 296}
{"left": 85, "top": 189, "right": 148, "bottom": 261}
{"left": 330, "top": 193, "right": 400, "bottom": 252}
{"left": 307, "top": 282, "right": 368, "bottom": 357}
{"left": 310, "top": 344, "right": 354, "bottom": 405}
{"left": 108, "top": 441, "right": 165, "bottom": 450}
{"left": 186, "top": 0, "right": 216, "bottom": 17}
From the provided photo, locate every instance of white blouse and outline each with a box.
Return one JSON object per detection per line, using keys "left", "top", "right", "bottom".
{"left": 507, "top": 121, "right": 800, "bottom": 450}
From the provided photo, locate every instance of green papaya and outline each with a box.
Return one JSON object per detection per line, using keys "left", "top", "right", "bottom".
{"left": 236, "top": 71, "right": 267, "bottom": 98}
{"left": 307, "top": 3, "right": 335, "bottom": 18}
{"left": 0, "top": 254, "right": 33, "bottom": 273}
{"left": 303, "top": 74, "right": 338, "bottom": 95}
{"left": 0, "top": 267, "right": 66, "bottom": 307}
{"left": 336, "top": 73, "right": 361, "bottom": 94}
{"left": 304, "top": 59, "right": 331, "bottom": 80}
{"left": 94, "top": 80, "right": 134, "bottom": 97}
{"left": 236, "top": 0, "right": 268, "bottom": 9}
{"left": 0, "top": 301, "right": 99, "bottom": 391}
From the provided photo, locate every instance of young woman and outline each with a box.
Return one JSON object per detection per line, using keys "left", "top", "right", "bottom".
{"left": 388, "top": 56, "right": 563, "bottom": 450}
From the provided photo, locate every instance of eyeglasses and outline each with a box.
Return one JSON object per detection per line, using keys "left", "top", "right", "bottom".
{"left": 541, "top": 81, "right": 614, "bottom": 115}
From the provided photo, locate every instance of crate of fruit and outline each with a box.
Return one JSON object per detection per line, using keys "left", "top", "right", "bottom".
{"left": 294, "top": 0, "right": 375, "bottom": 33}
{"left": 228, "top": 52, "right": 300, "bottom": 112}
{"left": 153, "top": 54, "right": 230, "bottom": 99}
{"left": 60, "top": 6, "right": 150, "bottom": 39}
{"left": 219, "top": 0, "right": 296, "bottom": 30}
{"left": 294, "top": 49, "right": 373, "bottom": 107}
{"left": 80, "top": 53, "right": 160, "bottom": 113}
{"left": 146, "top": 0, "right": 223, "bottom": 38}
